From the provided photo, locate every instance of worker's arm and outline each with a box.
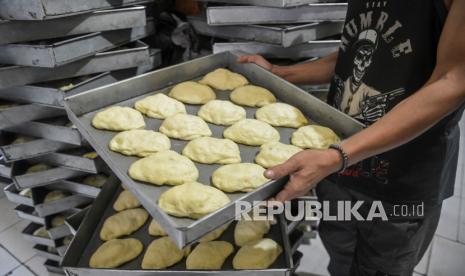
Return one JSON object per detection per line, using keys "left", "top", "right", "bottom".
{"left": 264, "top": 0, "right": 465, "bottom": 202}
{"left": 237, "top": 52, "right": 338, "bottom": 85}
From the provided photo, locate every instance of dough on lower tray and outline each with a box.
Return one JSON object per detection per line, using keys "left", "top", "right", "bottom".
{"left": 159, "top": 114, "right": 212, "bottom": 141}
{"left": 141, "top": 237, "right": 190, "bottom": 269}
{"left": 43, "top": 190, "right": 69, "bottom": 203}
{"left": 232, "top": 238, "right": 282, "bottom": 269}
{"left": 198, "top": 100, "right": 246, "bottom": 126}
{"left": 212, "top": 163, "right": 268, "bottom": 193}
{"left": 255, "top": 142, "right": 303, "bottom": 168}
{"left": 182, "top": 137, "right": 241, "bottom": 164}
{"left": 92, "top": 106, "right": 145, "bottom": 131}
{"left": 291, "top": 125, "right": 340, "bottom": 149}
{"left": 158, "top": 182, "right": 230, "bottom": 219}
{"left": 230, "top": 85, "right": 276, "bottom": 107}
{"left": 51, "top": 215, "right": 65, "bottom": 228}
{"left": 100, "top": 208, "right": 148, "bottom": 241}
{"left": 134, "top": 93, "right": 186, "bottom": 119}
{"left": 82, "top": 174, "right": 107, "bottom": 188}
{"left": 113, "top": 190, "right": 141, "bottom": 212}
{"left": 109, "top": 129, "right": 171, "bottom": 157}
{"left": 26, "top": 163, "right": 50, "bottom": 173}
{"left": 199, "top": 222, "right": 231, "bottom": 242}
{"left": 255, "top": 102, "right": 308, "bottom": 128}
{"left": 169, "top": 81, "right": 216, "bottom": 104}
{"left": 224, "top": 119, "right": 280, "bottom": 146}
{"left": 234, "top": 219, "right": 271, "bottom": 247}
{"left": 89, "top": 238, "right": 143, "bottom": 268}
{"left": 199, "top": 68, "right": 248, "bottom": 90}
{"left": 186, "top": 241, "right": 234, "bottom": 270}
{"left": 33, "top": 226, "right": 49, "bottom": 238}
{"left": 148, "top": 219, "right": 167, "bottom": 236}
{"left": 128, "top": 150, "right": 199, "bottom": 186}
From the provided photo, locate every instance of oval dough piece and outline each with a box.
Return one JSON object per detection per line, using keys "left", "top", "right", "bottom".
{"left": 232, "top": 238, "right": 282, "bottom": 269}
{"left": 43, "top": 190, "right": 68, "bottom": 203}
{"left": 128, "top": 150, "right": 199, "bottom": 186}
{"left": 142, "top": 237, "right": 190, "bottom": 269}
{"left": 89, "top": 238, "right": 143, "bottom": 268}
{"left": 83, "top": 174, "right": 107, "bottom": 188}
{"left": 186, "top": 241, "right": 234, "bottom": 270}
{"left": 92, "top": 106, "right": 145, "bottom": 131}
{"left": 51, "top": 215, "right": 65, "bottom": 228}
{"left": 198, "top": 100, "right": 246, "bottom": 126}
{"left": 19, "top": 188, "right": 32, "bottom": 198}
{"left": 212, "top": 163, "right": 268, "bottom": 193}
{"left": 224, "top": 119, "right": 280, "bottom": 146}
{"left": 26, "top": 163, "right": 50, "bottom": 173}
{"left": 230, "top": 85, "right": 276, "bottom": 107}
{"left": 82, "top": 151, "right": 98, "bottom": 159}
{"left": 159, "top": 114, "right": 212, "bottom": 140}
{"left": 109, "top": 129, "right": 171, "bottom": 157}
{"left": 256, "top": 103, "right": 308, "bottom": 128}
{"left": 135, "top": 93, "right": 186, "bottom": 119}
{"left": 255, "top": 142, "right": 303, "bottom": 168}
{"left": 33, "top": 227, "right": 49, "bottom": 238}
{"left": 113, "top": 190, "right": 141, "bottom": 211}
{"left": 291, "top": 125, "right": 340, "bottom": 149}
{"left": 182, "top": 137, "right": 241, "bottom": 164}
{"left": 234, "top": 220, "right": 271, "bottom": 246}
{"left": 199, "top": 68, "right": 248, "bottom": 90}
{"left": 199, "top": 222, "right": 231, "bottom": 242}
{"left": 100, "top": 208, "right": 148, "bottom": 241}
{"left": 148, "top": 219, "right": 167, "bottom": 236}
{"left": 169, "top": 81, "right": 216, "bottom": 104}
{"left": 158, "top": 182, "right": 230, "bottom": 219}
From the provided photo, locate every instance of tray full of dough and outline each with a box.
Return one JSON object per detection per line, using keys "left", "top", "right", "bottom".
{"left": 64, "top": 50, "right": 364, "bottom": 248}
{"left": 62, "top": 177, "right": 304, "bottom": 275}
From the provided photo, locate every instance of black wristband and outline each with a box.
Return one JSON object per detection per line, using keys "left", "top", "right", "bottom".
{"left": 328, "top": 144, "right": 349, "bottom": 173}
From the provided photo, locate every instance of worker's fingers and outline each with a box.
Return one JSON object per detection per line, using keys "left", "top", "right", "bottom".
{"left": 236, "top": 55, "right": 256, "bottom": 63}
{"left": 264, "top": 157, "right": 300, "bottom": 179}
{"left": 275, "top": 175, "right": 308, "bottom": 202}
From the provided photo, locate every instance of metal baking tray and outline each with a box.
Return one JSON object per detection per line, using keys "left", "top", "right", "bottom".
{"left": 65, "top": 206, "right": 91, "bottom": 235}
{"left": 62, "top": 177, "right": 302, "bottom": 276}
{"left": 33, "top": 188, "right": 92, "bottom": 217}
{"left": 0, "top": 0, "right": 154, "bottom": 20}
{"left": 14, "top": 205, "right": 46, "bottom": 225}
{"left": 34, "top": 244, "right": 62, "bottom": 263}
{"left": 0, "top": 22, "right": 155, "bottom": 67}
{"left": 213, "top": 41, "right": 341, "bottom": 59}
{"left": 1, "top": 138, "right": 79, "bottom": 162}
{"left": 64, "top": 50, "right": 363, "bottom": 247}
{"left": 45, "top": 211, "right": 76, "bottom": 240}
{"left": 189, "top": 16, "right": 343, "bottom": 47}
{"left": 22, "top": 222, "right": 56, "bottom": 247}
{"left": 0, "top": 7, "right": 147, "bottom": 45}
{"left": 0, "top": 163, "right": 12, "bottom": 178}
{"left": 0, "top": 41, "right": 157, "bottom": 90}
{"left": 4, "top": 184, "right": 34, "bottom": 206}
{"left": 207, "top": 3, "right": 347, "bottom": 25}
{"left": 45, "top": 260, "right": 65, "bottom": 275}
{"left": 196, "top": 0, "right": 336, "bottom": 8}
{"left": 47, "top": 178, "right": 103, "bottom": 199}
{"left": 0, "top": 103, "right": 65, "bottom": 130}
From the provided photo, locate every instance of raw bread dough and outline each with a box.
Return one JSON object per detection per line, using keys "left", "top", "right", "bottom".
{"left": 113, "top": 190, "right": 141, "bottom": 211}
{"left": 92, "top": 106, "right": 145, "bottom": 131}
{"left": 234, "top": 219, "right": 271, "bottom": 246}
{"left": 198, "top": 100, "right": 246, "bottom": 126}
{"left": 83, "top": 174, "right": 107, "bottom": 188}
{"left": 256, "top": 103, "right": 308, "bottom": 128}
{"left": 169, "top": 81, "right": 216, "bottom": 104}
{"left": 212, "top": 163, "right": 268, "bottom": 193}
{"left": 135, "top": 93, "right": 186, "bottom": 119}
{"left": 100, "top": 208, "right": 148, "bottom": 241}
{"left": 26, "top": 163, "right": 50, "bottom": 173}
{"left": 128, "top": 150, "right": 199, "bottom": 186}
{"left": 159, "top": 114, "right": 212, "bottom": 140}
{"left": 51, "top": 215, "right": 65, "bottom": 227}
{"left": 182, "top": 137, "right": 241, "bottom": 164}
{"left": 33, "top": 227, "right": 49, "bottom": 238}
{"left": 148, "top": 219, "right": 167, "bottom": 236}
{"left": 230, "top": 85, "right": 276, "bottom": 107}
{"left": 89, "top": 238, "right": 143, "bottom": 268}
{"left": 255, "top": 142, "right": 302, "bottom": 168}
{"left": 43, "top": 190, "right": 69, "bottom": 203}
{"left": 109, "top": 129, "right": 171, "bottom": 157}
{"left": 291, "top": 125, "right": 340, "bottom": 149}
{"left": 19, "top": 188, "right": 32, "bottom": 198}
{"left": 232, "top": 238, "right": 282, "bottom": 269}
{"left": 82, "top": 151, "right": 98, "bottom": 159}
{"left": 158, "top": 182, "right": 230, "bottom": 219}
{"left": 199, "top": 68, "right": 248, "bottom": 90}
{"left": 12, "top": 135, "right": 34, "bottom": 144}
{"left": 199, "top": 222, "right": 231, "bottom": 242}
{"left": 141, "top": 237, "right": 190, "bottom": 269}
{"left": 224, "top": 119, "right": 280, "bottom": 146}
{"left": 186, "top": 241, "right": 234, "bottom": 270}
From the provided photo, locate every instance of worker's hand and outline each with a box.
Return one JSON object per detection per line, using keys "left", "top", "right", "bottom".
{"left": 265, "top": 149, "right": 342, "bottom": 202}
{"left": 237, "top": 55, "right": 273, "bottom": 71}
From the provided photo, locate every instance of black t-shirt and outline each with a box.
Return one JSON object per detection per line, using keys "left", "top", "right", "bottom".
{"left": 327, "top": 0, "right": 465, "bottom": 203}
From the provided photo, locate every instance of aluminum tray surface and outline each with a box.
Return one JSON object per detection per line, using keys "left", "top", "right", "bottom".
{"left": 197, "top": 0, "right": 336, "bottom": 8}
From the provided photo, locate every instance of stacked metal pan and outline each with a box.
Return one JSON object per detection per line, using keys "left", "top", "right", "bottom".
{"left": 0, "top": 1, "right": 162, "bottom": 274}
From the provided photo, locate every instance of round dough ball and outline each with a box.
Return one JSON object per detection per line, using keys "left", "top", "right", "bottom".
{"left": 256, "top": 103, "right": 308, "bottom": 128}
{"left": 234, "top": 220, "right": 271, "bottom": 247}
{"left": 100, "top": 208, "right": 148, "bottom": 241}
{"left": 128, "top": 150, "right": 199, "bottom": 186}
{"left": 92, "top": 106, "right": 145, "bottom": 131}
{"left": 142, "top": 237, "right": 190, "bottom": 269}
{"left": 148, "top": 219, "right": 167, "bottom": 236}
{"left": 224, "top": 119, "right": 280, "bottom": 146}
{"left": 199, "top": 68, "right": 248, "bottom": 90}
{"left": 158, "top": 182, "right": 230, "bottom": 219}
{"left": 109, "top": 129, "right": 170, "bottom": 157}
{"left": 89, "top": 238, "right": 143, "bottom": 268}
{"left": 113, "top": 190, "right": 141, "bottom": 211}
{"left": 232, "top": 238, "right": 282, "bottom": 269}
{"left": 186, "top": 241, "right": 234, "bottom": 270}
{"left": 159, "top": 114, "right": 212, "bottom": 141}
{"left": 198, "top": 100, "right": 246, "bottom": 126}
{"left": 230, "top": 85, "right": 276, "bottom": 107}
{"left": 255, "top": 142, "right": 303, "bottom": 168}
{"left": 169, "top": 81, "right": 216, "bottom": 104}
{"left": 212, "top": 163, "right": 268, "bottom": 193}
{"left": 291, "top": 125, "right": 340, "bottom": 149}
{"left": 182, "top": 137, "right": 241, "bottom": 164}
{"left": 134, "top": 93, "right": 186, "bottom": 119}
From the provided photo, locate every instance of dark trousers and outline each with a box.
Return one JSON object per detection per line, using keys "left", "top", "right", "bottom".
{"left": 316, "top": 181, "right": 442, "bottom": 276}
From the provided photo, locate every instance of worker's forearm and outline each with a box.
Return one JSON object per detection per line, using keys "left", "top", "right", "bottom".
{"left": 341, "top": 66, "right": 465, "bottom": 166}
{"left": 271, "top": 52, "right": 338, "bottom": 85}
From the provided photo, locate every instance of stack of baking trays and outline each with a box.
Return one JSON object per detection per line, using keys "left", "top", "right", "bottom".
{"left": 60, "top": 50, "right": 364, "bottom": 274}
{"left": 0, "top": 0, "right": 163, "bottom": 274}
